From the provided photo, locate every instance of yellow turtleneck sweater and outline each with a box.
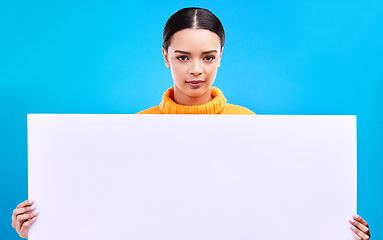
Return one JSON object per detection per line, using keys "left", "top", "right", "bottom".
{"left": 137, "top": 87, "right": 255, "bottom": 114}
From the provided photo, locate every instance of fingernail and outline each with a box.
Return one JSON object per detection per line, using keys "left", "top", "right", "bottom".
{"left": 28, "top": 200, "right": 34, "bottom": 204}
{"left": 33, "top": 210, "right": 39, "bottom": 215}
{"left": 350, "top": 225, "right": 356, "bottom": 230}
{"left": 30, "top": 205, "right": 36, "bottom": 210}
{"left": 353, "top": 214, "right": 359, "bottom": 219}
{"left": 350, "top": 218, "right": 355, "bottom": 223}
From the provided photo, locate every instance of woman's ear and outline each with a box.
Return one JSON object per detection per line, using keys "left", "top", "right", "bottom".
{"left": 218, "top": 47, "right": 224, "bottom": 67}
{"left": 162, "top": 47, "right": 170, "bottom": 68}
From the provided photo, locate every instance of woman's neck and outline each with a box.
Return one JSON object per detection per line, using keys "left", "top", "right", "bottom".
{"left": 173, "top": 86, "right": 213, "bottom": 106}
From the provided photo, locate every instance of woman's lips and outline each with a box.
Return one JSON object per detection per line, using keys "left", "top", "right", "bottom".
{"left": 187, "top": 80, "right": 204, "bottom": 88}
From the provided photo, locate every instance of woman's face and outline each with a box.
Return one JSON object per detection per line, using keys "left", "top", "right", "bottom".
{"left": 162, "top": 28, "right": 223, "bottom": 105}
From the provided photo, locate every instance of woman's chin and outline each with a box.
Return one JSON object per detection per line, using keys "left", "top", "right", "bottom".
{"left": 185, "top": 86, "right": 210, "bottom": 97}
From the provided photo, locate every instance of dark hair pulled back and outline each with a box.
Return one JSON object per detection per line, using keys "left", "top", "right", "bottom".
{"left": 163, "top": 7, "right": 225, "bottom": 52}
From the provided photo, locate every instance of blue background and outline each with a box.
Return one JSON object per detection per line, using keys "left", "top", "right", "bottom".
{"left": 1, "top": 0, "right": 382, "bottom": 239}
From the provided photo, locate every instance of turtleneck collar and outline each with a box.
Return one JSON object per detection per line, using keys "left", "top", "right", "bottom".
{"left": 159, "top": 86, "right": 227, "bottom": 114}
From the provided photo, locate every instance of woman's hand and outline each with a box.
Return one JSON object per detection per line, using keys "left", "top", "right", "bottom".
{"left": 11, "top": 199, "right": 39, "bottom": 239}
{"left": 350, "top": 214, "right": 370, "bottom": 240}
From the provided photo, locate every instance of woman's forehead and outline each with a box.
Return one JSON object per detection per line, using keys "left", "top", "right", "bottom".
{"left": 169, "top": 28, "right": 221, "bottom": 53}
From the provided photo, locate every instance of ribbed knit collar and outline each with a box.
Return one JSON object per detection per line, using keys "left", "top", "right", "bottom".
{"left": 159, "top": 86, "right": 227, "bottom": 114}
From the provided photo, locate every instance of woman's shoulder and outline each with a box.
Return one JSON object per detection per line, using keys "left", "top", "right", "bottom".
{"left": 136, "top": 106, "right": 162, "bottom": 114}
{"left": 221, "top": 103, "right": 256, "bottom": 115}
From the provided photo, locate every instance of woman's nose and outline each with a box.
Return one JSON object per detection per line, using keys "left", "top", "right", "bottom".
{"left": 190, "top": 60, "right": 203, "bottom": 75}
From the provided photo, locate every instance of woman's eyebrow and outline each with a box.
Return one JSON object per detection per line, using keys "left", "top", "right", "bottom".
{"left": 174, "top": 50, "right": 218, "bottom": 54}
{"left": 202, "top": 50, "right": 218, "bottom": 54}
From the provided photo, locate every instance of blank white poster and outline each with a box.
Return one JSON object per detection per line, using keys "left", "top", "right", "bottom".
{"left": 28, "top": 114, "right": 356, "bottom": 240}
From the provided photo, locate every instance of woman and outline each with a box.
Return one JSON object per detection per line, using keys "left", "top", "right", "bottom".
{"left": 12, "top": 7, "right": 371, "bottom": 239}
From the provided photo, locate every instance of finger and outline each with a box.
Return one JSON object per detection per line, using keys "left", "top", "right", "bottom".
{"left": 16, "top": 200, "right": 34, "bottom": 209}
{"left": 19, "top": 217, "right": 37, "bottom": 239}
{"left": 16, "top": 211, "right": 39, "bottom": 223}
{"left": 353, "top": 214, "right": 369, "bottom": 227}
{"left": 353, "top": 234, "right": 361, "bottom": 240}
{"left": 15, "top": 211, "right": 39, "bottom": 232}
{"left": 349, "top": 218, "right": 369, "bottom": 233}
{"left": 351, "top": 225, "right": 370, "bottom": 240}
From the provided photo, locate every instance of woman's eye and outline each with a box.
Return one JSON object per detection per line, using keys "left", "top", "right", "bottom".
{"left": 177, "top": 56, "right": 188, "bottom": 61}
{"left": 204, "top": 56, "right": 215, "bottom": 62}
